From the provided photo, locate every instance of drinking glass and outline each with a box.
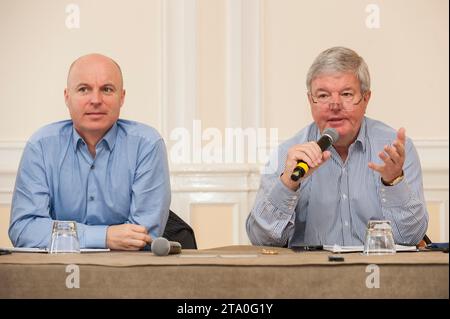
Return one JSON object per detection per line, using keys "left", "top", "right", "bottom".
{"left": 49, "top": 221, "right": 80, "bottom": 254}
{"left": 363, "top": 220, "right": 396, "bottom": 255}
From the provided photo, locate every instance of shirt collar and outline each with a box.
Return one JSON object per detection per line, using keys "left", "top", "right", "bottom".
{"left": 101, "top": 123, "right": 118, "bottom": 151}
{"left": 71, "top": 122, "right": 118, "bottom": 152}
{"left": 72, "top": 127, "right": 84, "bottom": 152}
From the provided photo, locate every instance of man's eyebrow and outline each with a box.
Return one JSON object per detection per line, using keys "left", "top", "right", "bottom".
{"left": 313, "top": 88, "right": 330, "bottom": 93}
{"left": 313, "top": 86, "right": 356, "bottom": 93}
{"left": 74, "top": 83, "right": 117, "bottom": 89}
{"left": 101, "top": 83, "right": 117, "bottom": 88}
{"left": 75, "top": 83, "right": 91, "bottom": 88}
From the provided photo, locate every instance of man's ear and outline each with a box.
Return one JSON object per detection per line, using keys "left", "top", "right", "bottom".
{"left": 64, "top": 88, "right": 69, "bottom": 107}
{"left": 120, "top": 89, "right": 126, "bottom": 107}
{"left": 307, "top": 92, "right": 312, "bottom": 104}
{"left": 307, "top": 92, "right": 315, "bottom": 110}
{"left": 362, "top": 90, "right": 371, "bottom": 113}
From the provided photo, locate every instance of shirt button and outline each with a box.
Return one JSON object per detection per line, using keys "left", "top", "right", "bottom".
{"left": 342, "top": 194, "right": 347, "bottom": 200}
{"left": 89, "top": 196, "right": 95, "bottom": 201}
{"left": 90, "top": 164, "right": 95, "bottom": 170}
{"left": 344, "top": 221, "right": 349, "bottom": 226}
{"left": 382, "top": 198, "right": 386, "bottom": 203}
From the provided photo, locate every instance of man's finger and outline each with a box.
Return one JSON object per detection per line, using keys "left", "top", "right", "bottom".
{"left": 368, "top": 162, "right": 383, "bottom": 173}
{"left": 292, "top": 151, "right": 315, "bottom": 168}
{"left": 384, "top": 145, "right": 400, "bottom": 164}
{"left": 392, "top": 140, "right": 405, "bottom": 158}
{"left": 129, "top": 224, "right": 147, "bottom": 233}
{"left": 322, "top": 150, "right": 331, "bottom": 162}
{"left": 132, "top": 232, "right": 151, "bottom": 243}
{"left": 127, "top": 238, "right": 147, "bottom": 249}
{"left": 397, "top": 127, "right": 406, "bottom": 145}
{"left": 299, "top": 146, "right": 320, "bottom": 165}
{"left": 379, "top": 151, "right": 395, "bottom": 165}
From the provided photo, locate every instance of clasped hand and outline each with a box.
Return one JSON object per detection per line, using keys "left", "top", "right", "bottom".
{"left": 106, "top": 224, "right": 151, "bottom": 250}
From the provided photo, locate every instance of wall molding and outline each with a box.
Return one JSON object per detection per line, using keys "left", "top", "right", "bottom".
{"left": 160, "top": 0, "right": 197, "bottom": 140}
{"left": 225, "top": 0, "right": 262, "bottom": 129}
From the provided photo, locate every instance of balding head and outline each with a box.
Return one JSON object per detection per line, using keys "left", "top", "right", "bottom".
{"left": 67, "top": 53, "right": 123, "bottom": 89}
{"left": 64, "top": 53, "right": 126, "bottom": 148}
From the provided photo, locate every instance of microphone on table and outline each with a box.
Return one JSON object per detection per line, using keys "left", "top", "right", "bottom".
{"left": 151, "top": 237, "right": 182, "bottom": 256}
{"left": 290, "top": 127, "right": 339, "bottom": 181}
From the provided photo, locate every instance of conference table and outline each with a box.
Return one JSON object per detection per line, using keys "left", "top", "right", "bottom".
{"left": 0, "top": 245, "right": 448, "bottom": 299}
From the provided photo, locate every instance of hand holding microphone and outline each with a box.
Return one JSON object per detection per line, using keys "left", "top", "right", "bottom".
{"left": 281, "top": 128, "right": 339, "bottom": 190}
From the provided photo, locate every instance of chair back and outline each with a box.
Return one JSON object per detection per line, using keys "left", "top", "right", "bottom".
{"left": 163, "top": 210, "right": 198, "bottom": 249}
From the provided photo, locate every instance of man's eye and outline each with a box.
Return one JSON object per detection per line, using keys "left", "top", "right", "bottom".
{"left": 342, "top": 92, "right": 354, "bottom": 97}
{"left": 103, "top": 87, "right": 114, "bottom": 93}
{"left": 318, "top": 93, "right": 329, "bottom": 99}
{"left": 78, "top": 87, "right": 88, "bottom": 93}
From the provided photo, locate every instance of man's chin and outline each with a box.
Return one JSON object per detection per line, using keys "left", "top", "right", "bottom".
{"left": 78, "top": 123, "right": 114, "bottom": 135}
{"left": 327, "top": 119, "right": 347, "bottom": 128}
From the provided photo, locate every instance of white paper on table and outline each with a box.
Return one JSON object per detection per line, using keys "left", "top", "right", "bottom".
{"left": 323, "top": 244, "right": 418, "bottom": 253}
{"left": 1, "top": 247, "right": 110, "bottom": 253}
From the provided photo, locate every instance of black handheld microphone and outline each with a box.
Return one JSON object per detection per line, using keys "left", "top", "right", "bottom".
{"left": 290, "top": 127, "right": 339, "bottom": 181}
{"left": 151, "top": 237, "right": 182, "bottom": 256}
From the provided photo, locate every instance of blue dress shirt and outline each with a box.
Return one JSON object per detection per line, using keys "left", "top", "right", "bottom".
{"left": 9, "top": 119, "right": 171, "bottom": 248}
{"left": 246, "top": 117, "right": 428, "bottom": 247}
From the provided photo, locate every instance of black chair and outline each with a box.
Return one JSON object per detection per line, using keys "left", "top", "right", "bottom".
{"left": 163, "top": 210, "right": 197, "bottom": 249}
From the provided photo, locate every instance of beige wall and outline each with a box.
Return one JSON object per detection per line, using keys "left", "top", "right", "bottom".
{"left": 0, "top": 0, "right": 448, "bottom": 248}
{"left": 0, "top": 206, "right": 12, "bottom": 247}
{"left": 190, "top": 204, "right": 234, "bottom": 249}
{"left": 197, "top": 0, "right": 227, "bottom": 133}
{"left": 263, "top": 0, "right": 449, "bottom": 140}
{"left": 0, "top": 0, "right": 162, "bottom": 140}
{"left": 1, "top": 1, "right": 447, "bottom": 143}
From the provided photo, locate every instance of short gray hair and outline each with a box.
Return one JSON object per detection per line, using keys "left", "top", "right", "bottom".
{"left": 306, "top": 47, "right": 370, "bottom": 93}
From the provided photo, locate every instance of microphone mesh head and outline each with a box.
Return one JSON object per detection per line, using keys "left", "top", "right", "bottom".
{"left": 322, "top": 128, "right": 339, "bottom": 143}
{"left": 151, "top": 237, "right": 170, "bottom": 256}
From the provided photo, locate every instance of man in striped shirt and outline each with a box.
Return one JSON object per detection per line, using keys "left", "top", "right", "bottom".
{"left": 246, "top": 47, "right": 428, "bottom": 247}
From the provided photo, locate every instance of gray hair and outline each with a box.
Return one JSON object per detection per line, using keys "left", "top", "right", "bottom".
{"left": 306, "top": 47, "right": 371, "bottom": 93}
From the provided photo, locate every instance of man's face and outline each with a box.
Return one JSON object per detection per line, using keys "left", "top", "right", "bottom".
{"left": 64, "top": 55, "right": 125, "bottom": 140}
{"left": 308, "top": 72, "right": 370, "bottom": 148}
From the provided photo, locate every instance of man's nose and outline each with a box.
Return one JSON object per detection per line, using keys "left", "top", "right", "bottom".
{"left": 90, "top": 90, "right": 102, "bottom": 105}
{"left": 329, "top": 93, "right": 343, "bottom": 110}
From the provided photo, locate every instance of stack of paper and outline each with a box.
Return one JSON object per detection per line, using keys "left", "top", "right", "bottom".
{"left": 323, "top": 244, "right": 418, "bottom": 253}
{"left": 0, "top": 247, "right": 110, "bottom": 253}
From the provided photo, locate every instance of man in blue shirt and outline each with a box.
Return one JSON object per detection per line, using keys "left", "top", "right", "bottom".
{"left": 246, "top": 47, "right": 428, "bottom": 247}
{"left": 9, "top": 53, "right": 171, "bottom": 250}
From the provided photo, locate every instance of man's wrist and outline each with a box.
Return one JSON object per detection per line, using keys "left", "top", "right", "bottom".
{"left": 280, "top": 173, "right": 301, "bottom": 191}
{"left": 382, "top": 171, "right": 404, "bottom": 186}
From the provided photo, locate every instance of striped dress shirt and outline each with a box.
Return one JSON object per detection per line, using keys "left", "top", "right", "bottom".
{"left": 246, "top": 117, "right": 428, "bottom": 247}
